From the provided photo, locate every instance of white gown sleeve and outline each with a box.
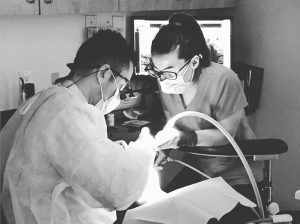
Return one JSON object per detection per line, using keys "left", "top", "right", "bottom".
{"left": 46, "top": 103, "right": 156, "bottom": 211}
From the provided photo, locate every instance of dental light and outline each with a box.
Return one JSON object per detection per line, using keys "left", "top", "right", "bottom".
{"left": 163, "top": 111, "right": 265, "bottom": 219}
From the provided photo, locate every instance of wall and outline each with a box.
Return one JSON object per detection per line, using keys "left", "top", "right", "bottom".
{"left": 234, "top": 0, "right": 300, "bottom": 210}
{"left": 130, "top": 2, "right": 300, "bottom": 210}
{"left": 1, "top": 1, "right": 299, "bottom": 210}
{"left": 0, "top": 14, "right": 85, "bottom": 111}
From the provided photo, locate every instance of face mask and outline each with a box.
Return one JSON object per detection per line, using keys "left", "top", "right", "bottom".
{"left": 160, "top": 66, "right": 194, "bottom": 94}
{"left": 95, "top": 73, "right": 120, "bottom": 114}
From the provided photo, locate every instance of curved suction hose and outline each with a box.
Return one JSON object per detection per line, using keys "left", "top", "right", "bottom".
{"left": 164, "top": 111, "right": 265, "bottom": 219}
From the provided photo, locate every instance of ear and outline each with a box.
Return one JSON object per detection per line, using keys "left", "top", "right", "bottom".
{"left": 96, "top": 64, "right": 111, "bottom": 84}
{"left": 190, "top": 55, "right": 200, "bottom": 70}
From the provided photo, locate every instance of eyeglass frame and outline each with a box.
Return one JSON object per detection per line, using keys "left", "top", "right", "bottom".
{"left": 144, "top": 58, "right": 192, "bottom": 81}
{"left": 65, "top": 66, "right": 130, "bottom": 91}
{"left": 109, "top": 68, "right": 130, "bottom": 91}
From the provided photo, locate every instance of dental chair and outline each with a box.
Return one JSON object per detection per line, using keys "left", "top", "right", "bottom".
{"left": 161, "top": 111, "right": 293, "bottom": 224}
{"left": 170, "top": 138, "right": 291, "bottom": 224}
{"left": 177, "top": 139, "right": 287, "bottom": 212}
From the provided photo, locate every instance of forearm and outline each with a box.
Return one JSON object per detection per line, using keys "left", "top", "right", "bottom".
{"left": 193, "top": 110, "right": 243, "bottom": 147}
{"left": 195, "top": 129, "right": 233, "bottom": 147}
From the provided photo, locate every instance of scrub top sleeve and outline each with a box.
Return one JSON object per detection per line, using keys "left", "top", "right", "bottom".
{"left": 214, "top": 74, "right": 248, "bottom": 121}
{"left": 48, "top": 104, "right": 155, "bottom": 210}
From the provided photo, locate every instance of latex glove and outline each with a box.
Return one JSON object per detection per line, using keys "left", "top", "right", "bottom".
{"left": 137, "top": 167, "right": 167, "bottom": 204}
{"left": 155, "top": 127, "right": 198, "bottom": 150}
{"left": 154, "top": 150, "right": 169, "bottom": 171}
{"left": 135, "top": 127, "right": 158, "bottom": 152}
{"left": 115, "top": 140, "right": 128, "bottom": 149}
{"left": 154, "top": 127, "right": 181, "bottom": 150}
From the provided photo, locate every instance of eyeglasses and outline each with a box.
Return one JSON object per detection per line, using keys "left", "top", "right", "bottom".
{"left": 145, "top": 58, "right": 192, "bottom": 81}
{"left": 65, "top": 67, "right": 130, "bottom": 91}
{"left": 110, "top": 68, "right": 130, "bottom": 91}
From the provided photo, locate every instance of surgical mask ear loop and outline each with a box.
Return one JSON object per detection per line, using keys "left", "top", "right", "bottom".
{"left": 110, "top": 70, "right": 120, "bottom": 92}
{"left": 96, "top": 70, "right": 106, "bottom": 112}
{"left": 189, "top": 67, "right": 195, "bottom": 83}
{"left": 175, "top": 60, "right": 192, "bottom": 84}
{"left": 96, "top": 68, "right": 112, "bottom": 101}
{"left": 96, "top": 70, "right": 105, "bottom": 96}
{"left": 181, "top": 57, "right": 197, "bottom": 83}
{"left": 182, "top": 62, "right": 195, "bottom": 84}
{"left": 97, "top": 69, "right": 119, "bottom": 106}
{"left": 112, "top": 73, "right": 118, "bottom": 88}
{"left": 99, "top": 82, "right": 104, "bottom": 101}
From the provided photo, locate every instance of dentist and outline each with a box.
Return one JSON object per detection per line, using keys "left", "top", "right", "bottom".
{"left": 1, "top": 29, "right": 156, "bottom": 224}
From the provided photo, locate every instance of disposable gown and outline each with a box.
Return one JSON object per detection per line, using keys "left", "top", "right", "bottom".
{"left": 1, "top": 84, "right": 155, "bottom": 224}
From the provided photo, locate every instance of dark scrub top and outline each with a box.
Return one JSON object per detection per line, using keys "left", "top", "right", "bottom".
{"left": 159, "top": 62, "right": 263, "bottom": 186}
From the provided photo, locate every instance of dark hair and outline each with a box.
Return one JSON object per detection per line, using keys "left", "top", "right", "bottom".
{"left": 151, "top": 13, "right": 211, "bottom": 81}
{"left": 69, "top": 29, "right": 136, "bottom": 77}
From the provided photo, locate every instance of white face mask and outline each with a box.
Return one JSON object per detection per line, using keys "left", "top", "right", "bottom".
{"left": 159, "top": 66, "right": 194, "bottom": 94}
{"left": 95, "top": 73, "right": 120, "bottom": 114}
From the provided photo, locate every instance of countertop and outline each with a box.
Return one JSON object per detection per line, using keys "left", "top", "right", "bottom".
{"left": 107, "top": 115, "right": 165, "bottom": 142}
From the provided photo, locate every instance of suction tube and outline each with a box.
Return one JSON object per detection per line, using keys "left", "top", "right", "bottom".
{"left": 167, "top": 158, "right": 211, "bottom": 179}
{"left": 164, "top": 111, "right": 265, "bottom": 219}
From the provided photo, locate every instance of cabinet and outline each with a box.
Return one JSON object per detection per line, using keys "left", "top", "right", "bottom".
{"left": 0, "top": 0, "right": 119, "bottom": 16}
{"left": 0, "top": 0, "right": 235, "bottom": 16}
{"left": 0, "top": 0, "right": 39, "bottom": 16}
{"left": 85, "top": 13, "right": 126, "bottom": 38}
{"left": 119, "top": 0, "right": 235, "bottom": 12}
{"left": 183, "top": 0, "right": 235, "bottom": 9}
{"left": 119, "top": 0, "right": 183, "bottom": 12}
{"left": 40, "top": 0, "right": 119, "bottom": 15}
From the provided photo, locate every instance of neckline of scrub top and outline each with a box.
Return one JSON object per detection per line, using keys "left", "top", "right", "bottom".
{"left": 169, "top": 70, "right": 210, "bottom": 130}
{"left": 60, "top": 80, "right": 88, "bottom": 104}
{"left": 175, "top": 75, "right": 205, "bottom": 113}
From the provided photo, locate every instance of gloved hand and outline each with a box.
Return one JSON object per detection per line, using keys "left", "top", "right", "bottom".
{"left": 135, "top": 127, "right": 158, "bottom": 152}
{"left": 115, "top": 140, "right": 128, "bottom": 149}
{"left": 154, "top": 127, "right": 198, "bottom": 150}
{"left": 154, "top": 150, "right": 169, "bottom": 170}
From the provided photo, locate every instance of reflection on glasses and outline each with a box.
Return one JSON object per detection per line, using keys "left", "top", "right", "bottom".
{"left": 144, "top": 58, "right": 191, "bottom": 81}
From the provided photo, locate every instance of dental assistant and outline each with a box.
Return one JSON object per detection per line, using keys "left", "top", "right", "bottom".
{"left": 1, "top": 29, "right": 156, "bottom": 224}
{"left": 148, "top": 13, "right": 264, "bottom": 205}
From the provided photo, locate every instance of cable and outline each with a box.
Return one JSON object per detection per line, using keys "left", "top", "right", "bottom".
{"left": 167, "top": 157, "right": 211, "bottom": 179}
{"left": 65, "top": 69, "right": 103, "bottom": 88}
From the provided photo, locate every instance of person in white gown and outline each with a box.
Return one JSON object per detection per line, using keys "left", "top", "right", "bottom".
{"left": 1, "top": 29, "right": 156, "bottom": 224}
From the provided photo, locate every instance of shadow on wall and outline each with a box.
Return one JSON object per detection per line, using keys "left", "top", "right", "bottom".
{"left": 232, "top": 62, "right": 264, "bottom": 116}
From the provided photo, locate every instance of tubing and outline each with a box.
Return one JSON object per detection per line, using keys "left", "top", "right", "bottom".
{"left": 167, "top": 158, "right": 211, "bottom": 179}
{"left": 164, "top": 111, "right": 265, "bottom": 218}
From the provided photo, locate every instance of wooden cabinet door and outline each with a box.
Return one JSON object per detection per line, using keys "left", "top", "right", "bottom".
{"left": 183, "top": 0, "right": 235, "bottom": 9}
{"left": 40, "top": 0, "right": 119, "bottom": 15}
{"left": 119, "top": 0, "right": 183, "bottom": 12}
{"left": 0, "top": 0, "right": 39, "bottom": 16}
